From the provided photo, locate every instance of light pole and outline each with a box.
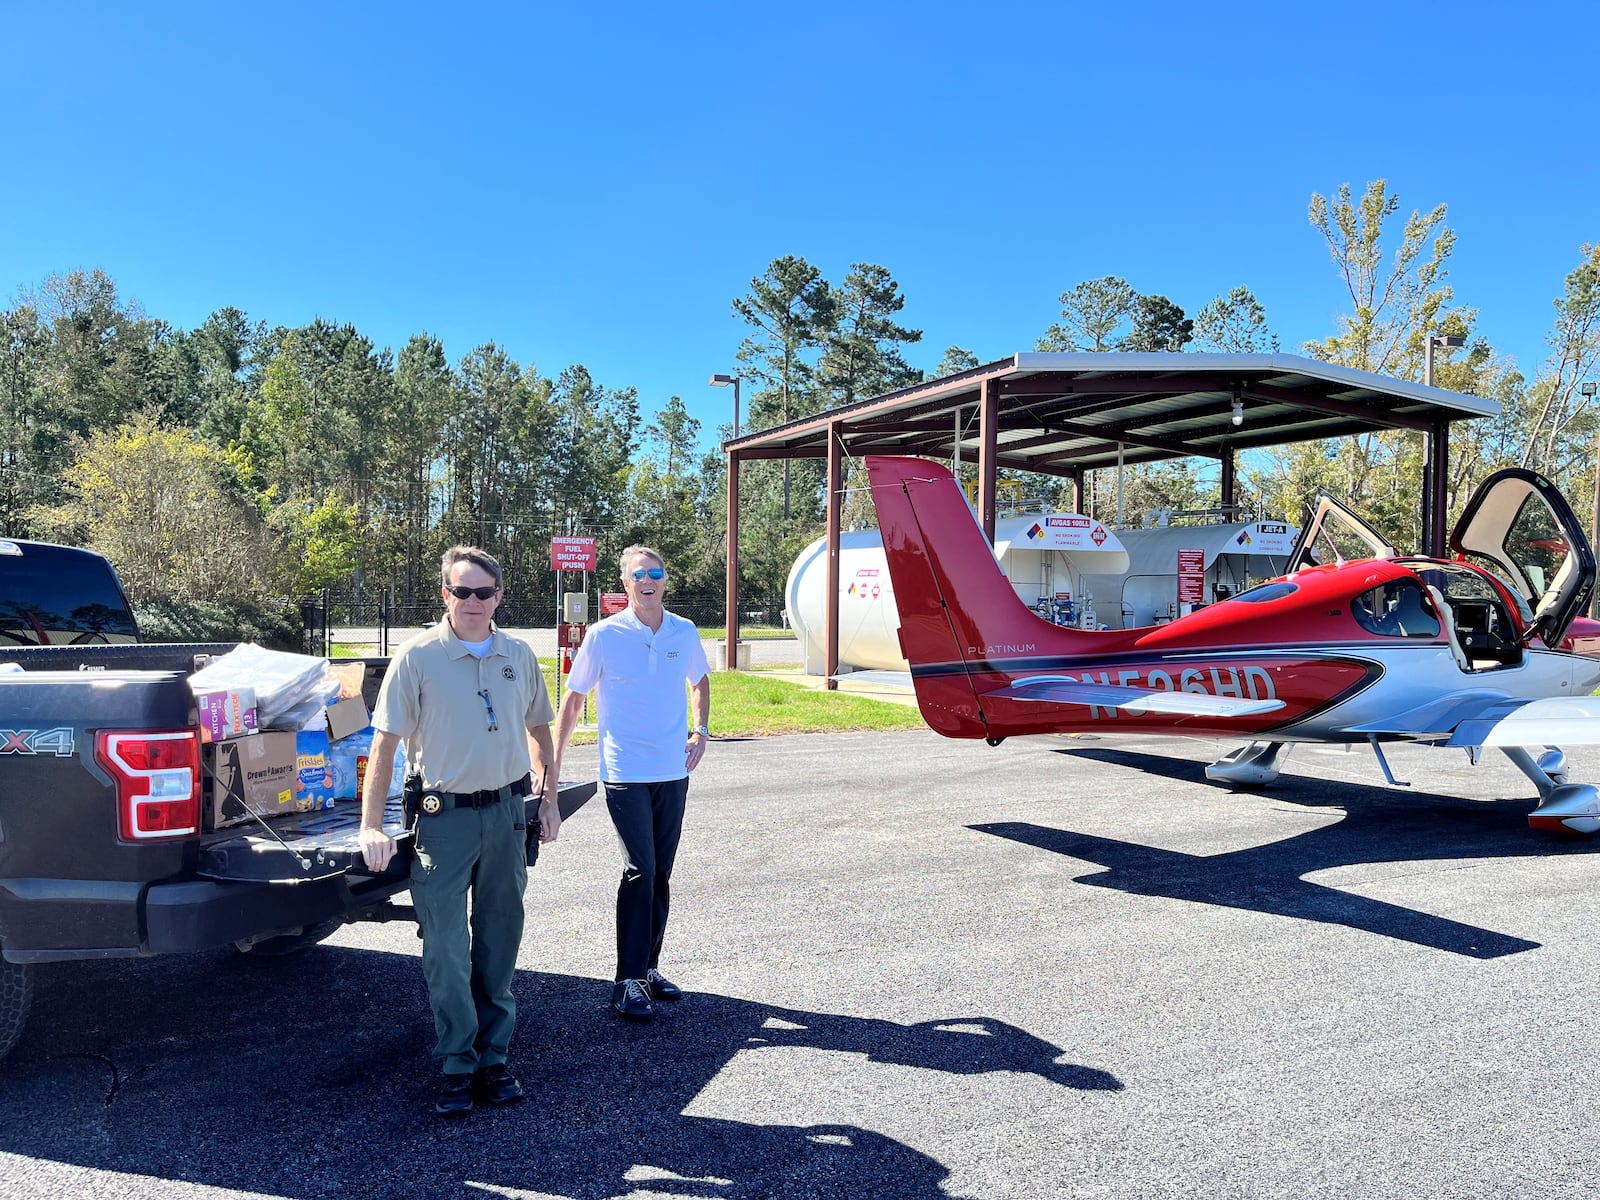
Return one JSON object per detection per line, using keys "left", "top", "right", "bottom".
{"left": 709, "top": 374, "right": 741, "bottom": 439}
{"left": 1424, "top": 333, "right": 1465, "bottom": 388}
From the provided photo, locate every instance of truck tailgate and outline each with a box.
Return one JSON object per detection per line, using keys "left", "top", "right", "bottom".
{"left": 197, "top": 780, "right": 597, "bottom": 883}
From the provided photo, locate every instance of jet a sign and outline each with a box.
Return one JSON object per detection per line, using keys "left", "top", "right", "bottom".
{"left": 1231, "top": 522, "right": 1299, "bottom": 556}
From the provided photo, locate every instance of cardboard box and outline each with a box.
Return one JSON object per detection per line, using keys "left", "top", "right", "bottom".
{"left": 327, "top": 660, "right": 366, "bottom": 700}
{"left": 195, "top": 687, "right": 258, "bottom": 743}
{"left": 325, "top": 695, "right": 371, "bottom": 741}
{"left": 207, "top": 732, "right": 304, "bottom": 828}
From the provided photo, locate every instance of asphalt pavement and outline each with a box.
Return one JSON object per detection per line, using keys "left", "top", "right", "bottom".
{"left": 2, "top": 728, "right": 1599, "bottom": 1199}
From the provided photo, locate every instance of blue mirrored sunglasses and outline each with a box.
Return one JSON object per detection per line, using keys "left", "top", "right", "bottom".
{"left": 630, "top": 567, "right": 666, "bottom": 581}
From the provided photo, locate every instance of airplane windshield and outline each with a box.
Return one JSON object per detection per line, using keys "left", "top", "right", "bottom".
{"left": 1230, "top": 581, "right": 1298, "bottom": 604}
{"left": 1413, "top": 561, "right": 1535, "bottom": 626}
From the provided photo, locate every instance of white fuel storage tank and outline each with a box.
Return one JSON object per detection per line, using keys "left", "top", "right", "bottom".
{"left": 785, "top": 512, "right": 1129, "bottom": 675}
{"left": 1077, "top": 520, "right": 1299, "bottom": 629}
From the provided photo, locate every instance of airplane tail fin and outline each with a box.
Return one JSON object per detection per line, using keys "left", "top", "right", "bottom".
{"left": 864, "top": 455, "right": 1097, "bottom": 737}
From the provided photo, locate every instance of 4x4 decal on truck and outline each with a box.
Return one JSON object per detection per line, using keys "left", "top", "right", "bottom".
{"left": 0, "top": 728, "right": 75, "bottom": 756}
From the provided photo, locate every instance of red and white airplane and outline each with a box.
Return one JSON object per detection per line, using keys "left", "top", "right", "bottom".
{"left": 863, "top": 454, "right": 1600, "bottom": 834}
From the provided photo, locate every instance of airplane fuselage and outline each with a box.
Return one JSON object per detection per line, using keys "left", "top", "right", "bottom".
{"left": 865, "top": 454, "right": 1600, "bottom": 832}
{"left": 930, "top": 642, "right": 1600, "bottom": 743}
{"left": 900, "top": 548, "right": 1600, "bottom": 742}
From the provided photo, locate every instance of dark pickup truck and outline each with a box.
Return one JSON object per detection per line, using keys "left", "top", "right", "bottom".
{"left": 0, "top": 538, "right": 591, "bottom": 1062}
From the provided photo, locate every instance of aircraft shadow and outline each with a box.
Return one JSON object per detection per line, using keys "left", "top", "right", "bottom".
{"left": 0, "top": 946, "right": 1118, "bottom": 1199}
{"left": 971, "top": 745, "right": 1600, "bottom": 960}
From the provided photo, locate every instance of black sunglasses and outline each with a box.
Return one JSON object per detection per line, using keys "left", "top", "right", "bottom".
{"left": 446, "top": 584, "right": 500, "bottom": 600}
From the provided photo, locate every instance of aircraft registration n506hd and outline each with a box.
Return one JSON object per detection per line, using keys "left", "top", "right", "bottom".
{"left": 863, "top": 454, "right": 1600, "bottom": 835}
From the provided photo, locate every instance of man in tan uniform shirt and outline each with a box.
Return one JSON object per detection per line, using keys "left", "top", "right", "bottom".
{"left": 360, "top": 546, "right": 559, "bottom": 1116}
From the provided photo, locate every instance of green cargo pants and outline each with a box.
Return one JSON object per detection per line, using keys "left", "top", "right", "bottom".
{"left": 410, "top": 795, "right": 527, "bottom": 1075}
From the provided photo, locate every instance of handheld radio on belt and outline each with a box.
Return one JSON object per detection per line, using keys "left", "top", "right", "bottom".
{"left": 401, "top": 772, "right": 423, "bottom": 831}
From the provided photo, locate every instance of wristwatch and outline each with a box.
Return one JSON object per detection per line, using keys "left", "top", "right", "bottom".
{"left": 692, "top": 725, "right": 710, "bottom": 738}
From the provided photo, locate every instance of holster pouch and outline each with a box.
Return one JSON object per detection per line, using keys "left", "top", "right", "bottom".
{"left": 401, "top": 773, "right": 423, "bottom": 831}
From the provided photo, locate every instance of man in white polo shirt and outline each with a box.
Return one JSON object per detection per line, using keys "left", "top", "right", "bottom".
{"left": 554, "top": 544, "right": 711, "bottom": 1021}
{"left": 359, "top": 545, "right": 560, "bottom": 1115}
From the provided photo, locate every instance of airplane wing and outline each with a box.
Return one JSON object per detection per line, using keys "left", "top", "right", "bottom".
{"left": 987, "top": 676, "right": 1285, "bottom": 718}
{"left": 1348, "top": 691, "right": 1600, "bottom": 747}
{"left": 1445, "top": 696, "right": 1600, "bottom": 748}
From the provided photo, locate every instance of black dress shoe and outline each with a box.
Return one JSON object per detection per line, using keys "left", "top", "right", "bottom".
{"left": 435, "top": 1072, "right": 474, "bottom": 1117}
{"left": 474, "top": 1062, "right": 524, "bottom": 1106}
{"left": 645, "top": 968, "right": 682, "bottom": 1001}
{"left": 611, "top": 978, "right": 655, "bottom": 1021}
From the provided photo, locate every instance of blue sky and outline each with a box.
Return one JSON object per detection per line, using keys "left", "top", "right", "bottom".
{"left": 4, "top": 1, "right": 1597, "bottom": 452}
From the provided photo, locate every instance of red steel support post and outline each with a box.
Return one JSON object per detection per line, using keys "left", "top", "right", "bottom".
{"left": 725, "top": 449, "right": 740, "bottom": 670}
{"left": 825, "top": 421, "right": 844, "bottom": 690}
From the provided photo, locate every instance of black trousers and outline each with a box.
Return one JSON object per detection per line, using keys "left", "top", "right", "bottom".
{"left": 604, "top": 777, "right": 688, "bottom": 981}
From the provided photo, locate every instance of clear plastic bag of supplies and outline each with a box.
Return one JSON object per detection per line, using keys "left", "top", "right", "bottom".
{"left": 389, "top": 740, "right": 408, "bottom": 798}
{"left": 327, "top": 729, "right": 407, "bottom": 801}
{"left": 188, "top": 644, "right": 338, "bottom": 730}
{"left": 329, "top": 728, "right": 373, "bottom": 800}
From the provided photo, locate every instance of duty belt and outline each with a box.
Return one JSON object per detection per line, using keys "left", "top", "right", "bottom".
{"left": 419, "top": 773, "right": 533, "bottom": 816}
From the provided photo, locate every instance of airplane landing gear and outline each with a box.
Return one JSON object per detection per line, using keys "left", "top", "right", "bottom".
{"left": 1537, "top": 748, "right": 1569, "bottom": 785}
{"left": 1502, "top": 745, "right": 1596, "bottom": 833}
{"left": 1527, "top": 784, "right": 1600, "bottom": 834}
{"left": 1502, "top": 745, "right": 1573, "bottom": 800}
{"left": 1204, "top": 741, "right": 1289, "bottom": 787}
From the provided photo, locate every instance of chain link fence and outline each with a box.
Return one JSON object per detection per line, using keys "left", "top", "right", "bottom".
{"left": 300, "top": 592, "right": 787, "bottom": 657}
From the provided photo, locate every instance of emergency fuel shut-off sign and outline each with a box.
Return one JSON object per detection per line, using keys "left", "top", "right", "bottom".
{"left": 550, "top": 537, "right": 598, "bottom": 571}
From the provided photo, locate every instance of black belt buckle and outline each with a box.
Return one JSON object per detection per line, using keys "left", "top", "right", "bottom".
{"left": 473, "top": 774, "right": 532, "bottom": 808}
{"left": 466, "top": 786, "right": 503, "bottom": 809}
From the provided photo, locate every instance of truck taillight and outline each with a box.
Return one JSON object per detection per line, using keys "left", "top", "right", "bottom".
{"left": 95, "top": 730, "right": 201, "bottom": 840}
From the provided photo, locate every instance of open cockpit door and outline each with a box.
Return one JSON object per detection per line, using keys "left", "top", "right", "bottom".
{"left": 1450, "top": 468, "right": 1596, "bottom": 649}
{"left": 1286, "top": 491, "right": 1400, "bottom": 574}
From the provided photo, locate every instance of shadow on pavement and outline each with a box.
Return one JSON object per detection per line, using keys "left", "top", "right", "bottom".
{"left": 0, "top": 945, "right": 1117, "bottom": 1199}
{"left": 971, "top": 744, "right": 1600, "bottom": 959}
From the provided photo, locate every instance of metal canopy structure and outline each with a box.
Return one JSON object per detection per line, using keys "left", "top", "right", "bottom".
{"left": 720, "top": 352, "right": 1499, "bottom": 679}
